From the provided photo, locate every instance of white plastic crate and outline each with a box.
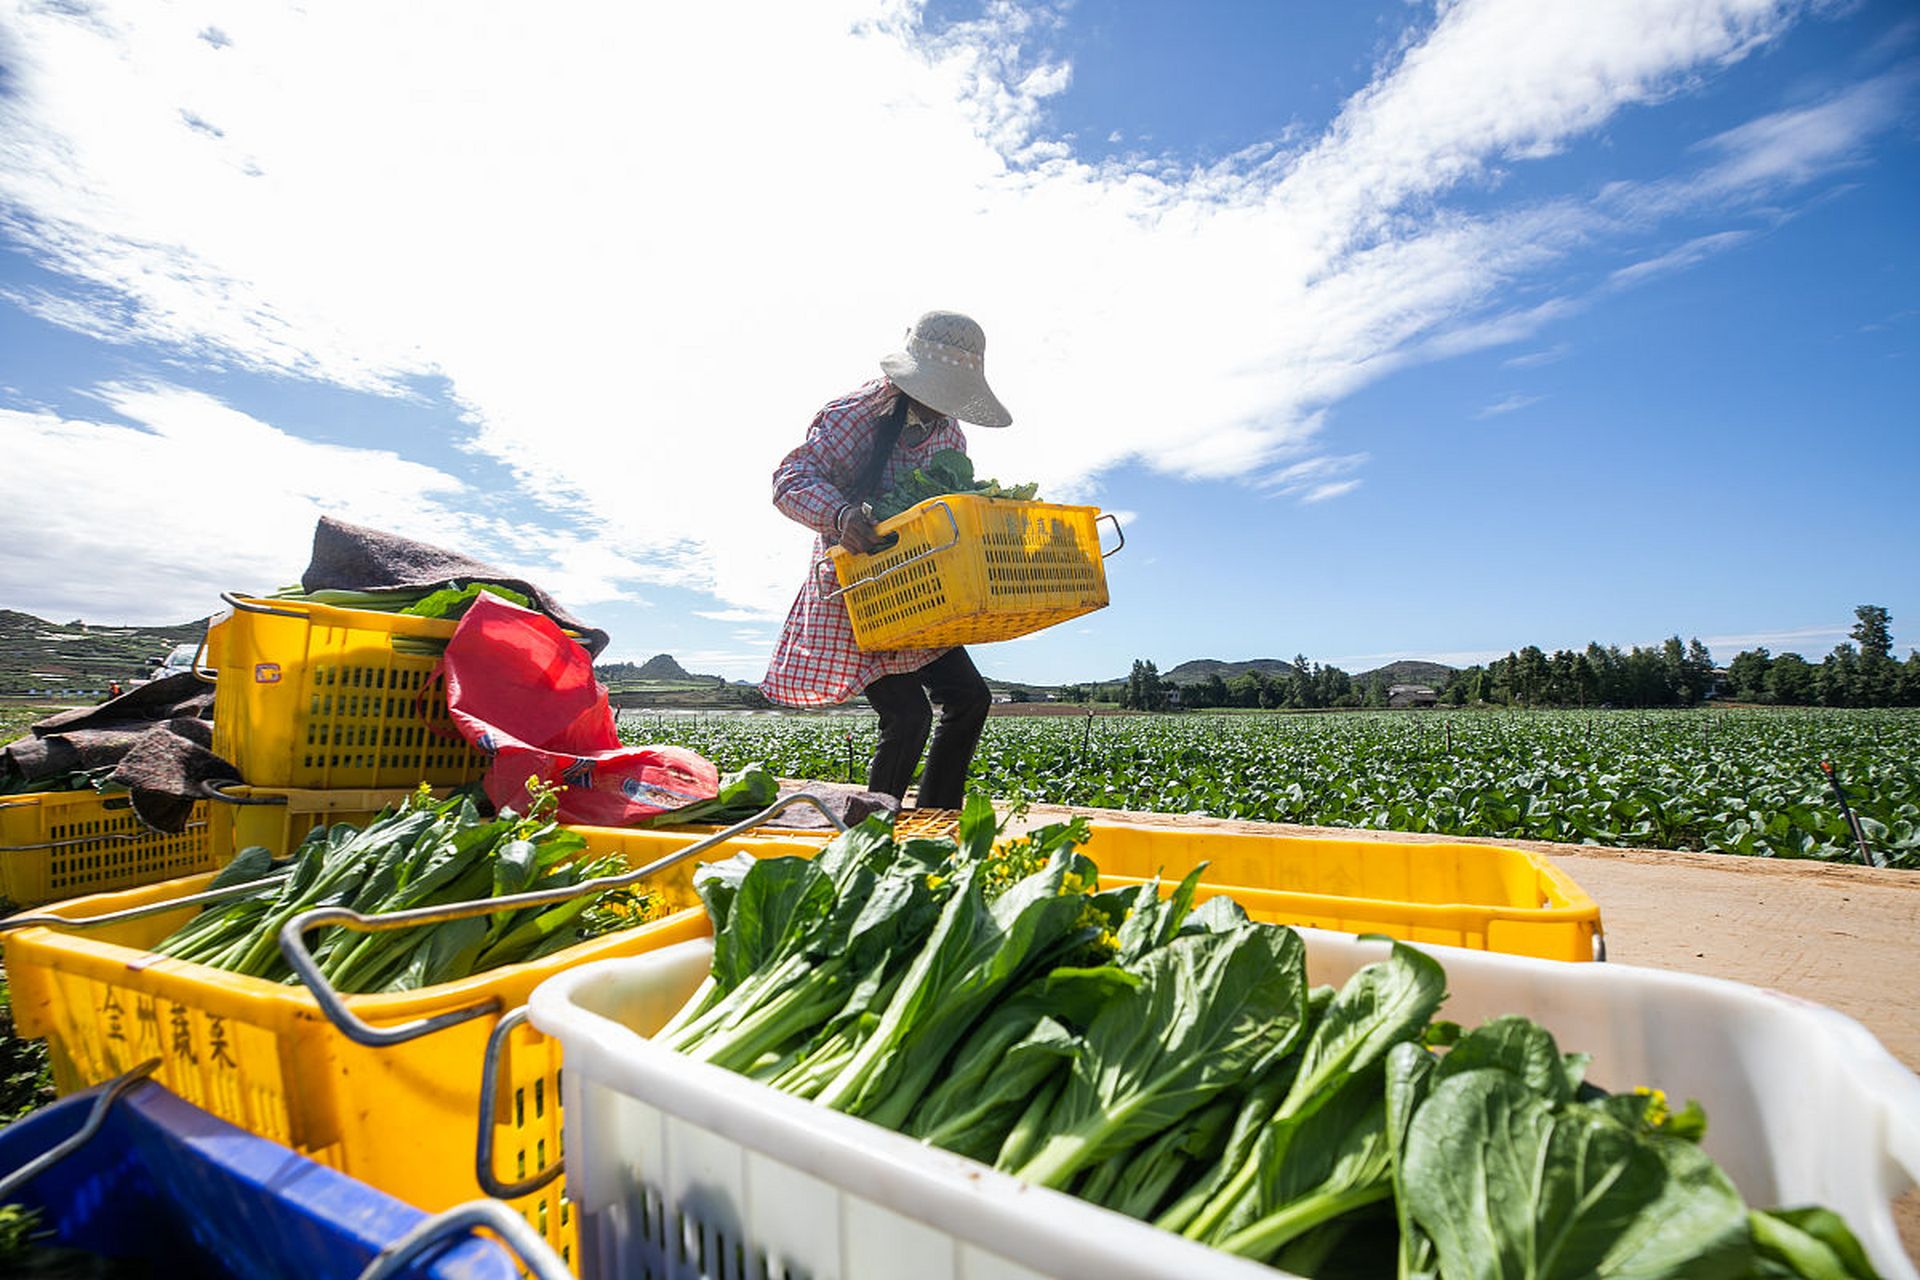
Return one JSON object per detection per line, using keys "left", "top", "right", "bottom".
{"left": 527, "top": 931, "right": 1920, "bottom": 1280}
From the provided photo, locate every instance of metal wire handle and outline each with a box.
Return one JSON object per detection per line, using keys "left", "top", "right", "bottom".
{"left": 354, "top": 1197, "right": 573, "bottom": 1280}
{"left": 1097, "top": 511, "right": 1126, "bottom": 558}
{"left": 0, "top": 869, "right": 293, "bottom": 935}
{"left": 815, "top": 499, "right": 961, "bottom": 601}
{"left": 0, "top": 817, "right": 211, "bottom": 854}
{"left": 0, "top": 1059, "right": 160, "bottom": 1202}
{"left": 277, "top": 792, "right": 852, "bottom": 1049}
{"left": 200, "top": 780, "right": 291, "bottom": 805}
{"left": 219, "top": 590, "right": 310, "bottom": 620}
{"left": 474, "top": 1006, "right": 561, "bottom": 1199}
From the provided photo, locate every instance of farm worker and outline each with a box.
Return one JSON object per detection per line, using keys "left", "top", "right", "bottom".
{"left": 763, "top": 310, "right": 1013, "bottom": 809}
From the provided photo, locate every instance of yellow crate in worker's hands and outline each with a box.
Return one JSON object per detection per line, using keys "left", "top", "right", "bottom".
{"left": 826, "top": 495, "right": 1119, "bottom": 650}
{"left": 208, "top": 594, "right": 486, "bottom": 789}
{"left": 0, "top": 790, "right": 219, "bottom": 908}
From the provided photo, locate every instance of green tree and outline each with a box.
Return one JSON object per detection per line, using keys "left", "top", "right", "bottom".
{"left": 1851, "top": 605, "right": 1896, "bottom": 705}
{"left": 1512, "top": 646, "right": 1550, "bottom": 707}
{"left": 1489, "top": 653, "right": 1517, "bottom": 706}
{"left": 1226, "top": 672, "right": 1261, "bottom": 709}
{"left": 1201, "top": 672, "right": 1230, "bottom": 709}
{"left": 1817, "top": 644, "right": 1860, "bottom": 708}
{"left": 1851, "top": 605, "right": 1893, "bottom": 661}
{"left": 1660, "top": 636, "right": 1692, "bottom": 705}
{"left": 1767, "top": 652, "right": 1815, "bottom": 704}
{"left": 1288, "top": 655, "right": 1316, "bottom": 708}
{"left": 1725, "top": 648, "right": 1772, "bottom": 702}
{"left": 1684, "top": 638, "right": 1715, "bottom": 703}
{"left": 1571, "top": 653, "right": 1600, "bottom": 707}
{"left": 1547, "top": 650, "right": 1577, "bottom": 705}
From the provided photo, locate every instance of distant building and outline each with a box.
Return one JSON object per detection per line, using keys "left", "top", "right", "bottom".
{"left": 1388, "top": 684, "right": 1438, "bottom": 708}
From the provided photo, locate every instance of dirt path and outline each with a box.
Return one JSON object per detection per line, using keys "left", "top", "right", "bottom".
{"left": 1009, "top": 803, "right": 1920, "bottom": 1261}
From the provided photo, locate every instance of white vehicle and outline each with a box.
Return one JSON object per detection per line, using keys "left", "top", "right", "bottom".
{"left": 155, "top": 642, "right": 203, "bottom": 678}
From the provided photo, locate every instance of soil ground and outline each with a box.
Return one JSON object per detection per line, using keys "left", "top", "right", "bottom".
{"left": 1010, "top": 801, "right": 1920, "bottom": 1262}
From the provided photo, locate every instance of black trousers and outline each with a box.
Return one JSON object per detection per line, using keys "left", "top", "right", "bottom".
{"left": 863, "top": 647, "right": 991, "bottom": 809}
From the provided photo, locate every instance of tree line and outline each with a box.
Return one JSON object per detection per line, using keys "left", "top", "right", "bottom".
{"left": 1059, "top": 657, "right": 1400, "bottom": 711}
{"left": 1062, "top": 605, "right": 1920, "bottom": 711}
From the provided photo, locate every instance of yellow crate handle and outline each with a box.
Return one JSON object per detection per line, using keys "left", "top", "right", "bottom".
{"left": 816, "top": 499, "right": 961, "bottom": 602}
{"left": 474, "top": 1005, "right": 561, "bottom": 1199}
{"left": 277, "top": 792, "right": 853, "bottom": 1048}
{"left": 0, "top": 1059, "right": 160, "bottom": 1201}
{"left": 355, "top": 1197, "right": 572, "bottom": 1280}
{"left": 1098, "top": 511, "right": 1127, "bottom": 558}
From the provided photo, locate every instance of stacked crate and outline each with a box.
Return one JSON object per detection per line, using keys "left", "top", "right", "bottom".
{"left": 202, "top": 595, "right": 487, "bottom": 857}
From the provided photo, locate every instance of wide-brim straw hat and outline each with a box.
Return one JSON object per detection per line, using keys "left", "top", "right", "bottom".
{"left": 879, "top": 310, "right": 1012, "bottom": 428}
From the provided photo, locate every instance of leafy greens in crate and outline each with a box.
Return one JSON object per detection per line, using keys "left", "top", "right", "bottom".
{"left": 153, "top": 782, "right": 655, "bottom": 993}
{"left": 661, "top": 793, "right": 1880, "bottom": 1280}
{"left": 868, "top": 449, "right": 1039, "bottom": 522}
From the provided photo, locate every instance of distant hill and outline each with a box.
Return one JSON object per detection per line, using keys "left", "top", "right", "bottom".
{"left": 1355, "top": 660, "right": 1457, "bottom": 687}
{"left": 1160, "top": 658, "right": 1296, "bottom": 685}
{"left": 636, "top": 653, "right": 693, "bottom": 680}
{"left": 595, "top": 654, "right": 724, "bottom": 685}
{"left": 0, "top": 608, "right": 212, "bottom": 695}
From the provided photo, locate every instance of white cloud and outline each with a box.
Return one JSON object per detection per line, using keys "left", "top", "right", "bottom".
{"left": 1474, "top": 392, "right": 1547, "bottom": 418}
{"left": 1503, "top": 343, "right": 1570, "bottom": 368}
{"left": 1261, "top": 452, "right": 1369, "bottom": 502}
{"left": 0, "top": 0, "right": 1895, "bottom": 623}
{"left": 1697, "top": 624, "right": 1850, "bottom": 654}
{"left": 1300, "top": 479, "right": 1362, "bottom": 503}
{"left": 0, "top": 384, "right": 659, "bottom": 622}
{"left": 1607, "top": 229, "right": 1755, "bottom": 288}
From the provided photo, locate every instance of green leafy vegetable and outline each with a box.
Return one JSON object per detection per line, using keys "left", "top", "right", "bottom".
{"left": 152, "top": 781, "right": 656, "bottom": 992}
{"left": 869, "top": 449, "right": 1041, "bottom": 521}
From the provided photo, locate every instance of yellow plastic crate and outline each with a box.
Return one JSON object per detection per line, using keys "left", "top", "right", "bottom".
{"left": 828, "top": 495, "right": 1111, "bottom": 650}
{"left": 0, "top": 791, "right": 219, "bottom": 909}
{"left": 3, "top": 822, "right": 827, "bottom": 1271}
{"left": 207, "top": 595, "right": 487, "bottom": 789}
{"left": 1078, "top": 822, "right": 1603, "bottom": 962}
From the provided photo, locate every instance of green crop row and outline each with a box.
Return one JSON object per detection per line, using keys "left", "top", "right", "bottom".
{"left": 617, "top": 707, "right": 1920, "bottom": 869}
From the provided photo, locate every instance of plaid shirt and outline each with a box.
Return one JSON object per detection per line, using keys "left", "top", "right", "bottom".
{"left": 762, "top": 378, "right": 967, "bottom": 707}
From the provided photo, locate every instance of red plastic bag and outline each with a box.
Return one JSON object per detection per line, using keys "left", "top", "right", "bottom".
{"left": 441, "top": 594, "right": 718, "bottom": 825}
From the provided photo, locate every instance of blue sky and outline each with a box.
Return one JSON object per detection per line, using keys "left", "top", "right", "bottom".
{"left": 0, "top": 0, "right": 1914, "bottom": 685}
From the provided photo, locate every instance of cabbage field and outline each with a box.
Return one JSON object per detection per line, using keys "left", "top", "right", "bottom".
{"left": 619, "top": 707, "right": 1920, "bottom": 869}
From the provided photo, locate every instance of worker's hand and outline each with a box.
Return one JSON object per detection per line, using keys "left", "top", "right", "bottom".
{"left": 839, "top": 506, "right": 886, "bottom": 554}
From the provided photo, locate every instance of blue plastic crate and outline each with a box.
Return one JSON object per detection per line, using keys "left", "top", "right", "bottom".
{"left": 0, "top": 1081, "right": 518, "bottom": 1279}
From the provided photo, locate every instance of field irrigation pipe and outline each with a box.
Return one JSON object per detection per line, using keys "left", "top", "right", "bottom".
{"left": 1820, "top": 760, "right": 1881, "bottom": 868}
{"left": 277, "top": 792, "right": 852, "bottom": 1049}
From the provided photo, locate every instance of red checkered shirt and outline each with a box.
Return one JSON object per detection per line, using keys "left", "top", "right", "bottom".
{"left": 762, "top": 378, "right": 967, "bottom": 707}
